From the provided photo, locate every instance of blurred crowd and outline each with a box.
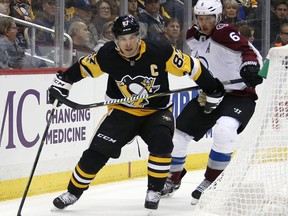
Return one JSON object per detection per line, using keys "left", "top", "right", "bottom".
{"left": 0, "top": 0, "right": 287, "bottom": 69}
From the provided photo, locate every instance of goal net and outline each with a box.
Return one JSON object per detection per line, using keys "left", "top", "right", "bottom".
{"left": 193, "top": 46, "right": 288, "bottom": 216}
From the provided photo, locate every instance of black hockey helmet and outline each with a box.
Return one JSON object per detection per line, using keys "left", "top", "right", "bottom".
{"left": 112, "top": 15, "right": 140, "bottom": 38}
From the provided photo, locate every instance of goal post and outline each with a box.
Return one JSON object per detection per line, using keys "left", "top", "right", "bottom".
{"left": 193, "top": 45, "right": 288, "bottom": 216}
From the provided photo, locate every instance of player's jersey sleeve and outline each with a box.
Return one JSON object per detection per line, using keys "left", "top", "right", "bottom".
{"left": 78, "top": 52, "right": 105, "bottom": 78}
{"left": 61, "top": 51, "right": 106, "bottom": 84}
{"left": 165, "top": 46, "right": 221, "bottom": 94}
{"left": 165, "top": 46, "right": 202, "bottom": 81}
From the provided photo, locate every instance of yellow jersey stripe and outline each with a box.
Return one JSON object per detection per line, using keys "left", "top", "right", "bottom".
{"left": 149, "top": 156, "right": 172, "bottom": 163}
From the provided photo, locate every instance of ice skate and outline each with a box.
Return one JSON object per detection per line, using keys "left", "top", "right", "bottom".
{"left": 191, "top": 179, "right": 211, "bottom": 205}
{"left": 161, "top": 179, "right": 181, "bottom": 197}
{"left": 161, "top": 169, "right": 187, "bottom": 197}
{"left": 144, "top": 190, "right": 161, "bottom": 214}
{"left": 53, "top": 191, "right": 79, "bottom": 209}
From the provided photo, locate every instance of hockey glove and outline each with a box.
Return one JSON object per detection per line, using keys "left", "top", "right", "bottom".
{"left": 48, "top": 70, "right": 72, "bottom": 107}
{"left": 197, "top": 91, "right": 207, "bottom": 107}
{"left": 202, "top": 79, "right": 225, "bottom": 114}
{"left": 240, "top": 62, "right": 263, "bottom": 88}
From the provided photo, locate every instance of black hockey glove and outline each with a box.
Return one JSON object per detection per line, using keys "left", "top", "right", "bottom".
{"left": 240, "top": 62, "right": 263, "bottom": 88}
{"left": 48, "top": 70, "right": 72, "bottom": 107}
{"left": 201, "top": 79, "right": 225, "bottom": 114}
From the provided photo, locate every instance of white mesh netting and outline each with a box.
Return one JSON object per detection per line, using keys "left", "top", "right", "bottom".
{"left": 192, "top": 46, "right": 288, "bottom": 216}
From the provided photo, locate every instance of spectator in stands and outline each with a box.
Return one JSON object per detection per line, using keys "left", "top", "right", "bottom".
{"left": 68, "top": 21, "right": 94, "bottom": 63}
{"left": 270, "top": 0, "right": 288, "bottom": 44}
{"left": 0, "top": 16, "right": 23, "bottom": 68}
{"left": 70, "top": 0, "right": 98, "bottom": 48}
{"left": 92, "top": 0, "right": 115, "bottom": 37}
{"left": 238, "top": 24, "right": 255, "bottom": 43}
{"left": 237, "top": 0, "right": 258, "bottom": 20}
{"left": 128, "top": 0, "right": 140, "bottom": 20}
{"left": 0, "top": 0, "right": 22, "bottom": 45}
{"left": 30, "top": 0, "right": 43, "bottom": 17}
{"left": 10, "top": 0, "right": 35, "bottom": 22}
{"left": 10, "top": 0, "right": 35, "bottom": 49}
{"left": 138, "top": 0, "right": 171, "bottom": 19}
{"left": 94, "top": 20, "right": 114, "bottom": 51}
{"left": 138, "top": 0, "right": 166, "bottom": 41}
{"left": 162, "top": 0, "right": 184, "bottom": 29}
{"left": 65, "top": 0, "right": 75, "bottom": 22}
{"left": 222, "top": 0, "right": 242, "bottom": 25}
{"left": 32, "top": 0, "right": 69, "bottom": 45}
{"left": 272, "top": 22, "right": 288, "bottom": 47}
{"left": 31, "top": 0, "right": 70, "bottom": 61}
{"left": 128, "top": 0, "right": 147, "bottom": 38}
{"left": 1, "top": 0, "right": 31, "bottom": 49}
{"left": 162, "top": 17, "right": 182, "bottom": 50}
{"left": 0, "top": 16, "right": 45, "bottom": 68}
{"left": 137, "top": 0, "right": 145, "bottom": 11}
{"left": 107, "top": 0, "right": 120, "bottom": 17}
{"left": 0, "top": 0, "right": 11, "bottom": 15}
{"left": 239, "top": 0, "right": 258, "bottom": 9}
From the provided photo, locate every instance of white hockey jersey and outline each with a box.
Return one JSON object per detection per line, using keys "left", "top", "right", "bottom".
{"left": 186, "top": 22, "right": 263, "bottom": 98}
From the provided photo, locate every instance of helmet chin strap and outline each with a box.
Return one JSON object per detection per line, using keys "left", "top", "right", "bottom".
{"left": 115, "top": 35, "right": 141, "bottom": 58}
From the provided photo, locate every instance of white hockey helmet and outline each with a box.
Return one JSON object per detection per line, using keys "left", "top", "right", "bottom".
{"left": 194, "top": 0, "right": 223, "bottom": 24}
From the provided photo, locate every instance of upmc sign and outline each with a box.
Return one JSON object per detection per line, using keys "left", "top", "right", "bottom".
{"left": 1, "top": 89, "right": 91, "bottom": 149}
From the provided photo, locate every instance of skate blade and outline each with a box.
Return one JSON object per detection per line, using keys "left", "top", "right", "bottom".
{"left": 50, "top": 206, "right": 64, "bottom": 212}
{"left": 146, "top": 208, "right": 157, "bottom": 216}
{"left": 161, "top": 191, "right": 175, "bottom": 198}
{"left": 191, "top": 197, "right": 199, "bottom": 205}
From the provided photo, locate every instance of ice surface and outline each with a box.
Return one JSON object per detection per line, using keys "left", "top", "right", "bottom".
{"left": 0, "top": 170, "right": 205, "bottom": 216}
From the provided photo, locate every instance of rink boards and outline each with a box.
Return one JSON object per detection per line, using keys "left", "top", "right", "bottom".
{"left": 0, "top": 69, "right": 213, "bottom": 201}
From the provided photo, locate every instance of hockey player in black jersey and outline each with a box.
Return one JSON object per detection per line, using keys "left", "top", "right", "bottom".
{"left": 48, "top": 14, "right": 225, "bottom": 212}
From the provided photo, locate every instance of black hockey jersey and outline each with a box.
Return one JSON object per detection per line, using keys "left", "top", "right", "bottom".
{"left": 65, "top": 40, "right": 216, "bottom": 116}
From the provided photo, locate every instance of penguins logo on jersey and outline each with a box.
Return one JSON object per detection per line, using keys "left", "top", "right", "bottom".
{"left": 117, "top": 75, "right": 160, "bottom": 107}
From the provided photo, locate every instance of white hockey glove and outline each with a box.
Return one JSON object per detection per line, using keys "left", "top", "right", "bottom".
{"left": 48, "top": 70, "right": 72, "bottom": 107}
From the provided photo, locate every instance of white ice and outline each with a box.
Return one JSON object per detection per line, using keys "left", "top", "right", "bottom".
{"left": 0, "top": 170, "right": 205, "bottom": 216}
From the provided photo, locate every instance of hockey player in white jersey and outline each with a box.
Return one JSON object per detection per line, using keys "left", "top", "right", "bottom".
{"left": 161, "top": 0, "right": 263, "bottom": 204}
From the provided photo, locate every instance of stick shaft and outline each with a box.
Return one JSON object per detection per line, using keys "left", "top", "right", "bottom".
{"left": 50, "top": 78, "right": 244, "bottom": 110}
{"left": 17, "top": 101, "right": 57, "bottom": 216}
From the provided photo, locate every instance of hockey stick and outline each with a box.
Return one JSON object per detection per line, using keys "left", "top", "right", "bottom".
{"left": 17, "top": 100, "right": 58, "bottom": 216}
{"left": 50, "top": 78, "right": 244, "bottom": 110}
